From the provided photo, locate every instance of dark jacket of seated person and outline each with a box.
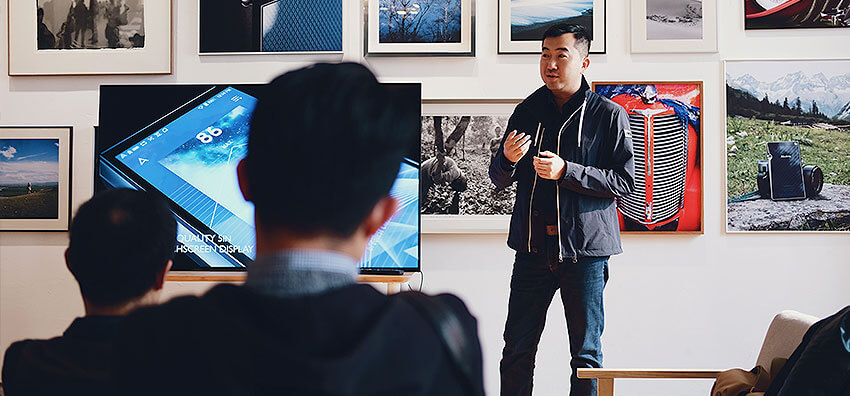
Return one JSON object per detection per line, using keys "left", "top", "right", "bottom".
{"left": 111, "top": 250, "right": 484, "bottom": 396}
{"left": 1, "top": 188, "right": 176, "bottom": 396}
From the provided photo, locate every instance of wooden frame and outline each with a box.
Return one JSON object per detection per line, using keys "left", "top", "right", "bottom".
{"left": 420, "top": 98, "right": 521, "bottom": 233}
{"left": 10, "top": 0, "right": 172, "bottom": 76}
{"left": 498, "top": 0, "right": 606, "bottom": 54}
{"left": 723, "top": 59, "right": 850, "bottom": 233}
{"left": 578, "top": 368, "right": 721, "bottom": 396}
{"left": 592, "top": 81, "right": 705, "bottom": 234}
{"left": 0, "top": 126, "right": 73, "bottom": 231}
{"left": 166, "top": 272, "right": 414, "bottom": 294}
{"left": 630, "top": 0, "right": 718, "bottom": 53}
{"left": 365, "top": 0, "right": 475, "bottom": 56}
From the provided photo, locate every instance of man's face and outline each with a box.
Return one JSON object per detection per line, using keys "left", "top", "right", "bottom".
{"left": 540, "top": 33, "right": 588, "bottom": 95}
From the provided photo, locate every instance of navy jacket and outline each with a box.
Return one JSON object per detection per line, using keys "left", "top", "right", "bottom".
{"left": 489, "top": 77, "right": 635, "bottom": 259}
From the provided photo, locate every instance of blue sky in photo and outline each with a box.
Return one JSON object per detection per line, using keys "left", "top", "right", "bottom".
{"left": 379, "top": 0, "right": 462, "bottom": 43}
{"left": 0, "top": 139, "right": 60, "bottom": 184}
{"left": 511, "top": 0, "right": 593, "bottom": 26}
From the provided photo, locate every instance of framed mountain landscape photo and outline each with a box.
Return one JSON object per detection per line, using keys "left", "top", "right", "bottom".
{"left": 0, "top": 127, "right": 72, "bottom": 231}
{"left": 365, "top": 0, "right": 475, "bottom": 56}
{"left": 499, "top": 0, "right": 606, "bottom": 54}
{"left": 725, "top": 59, "right": 850, "bottom": 232}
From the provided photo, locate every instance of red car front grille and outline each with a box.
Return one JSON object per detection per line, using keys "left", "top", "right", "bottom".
{"left": 619, "top": 113, "right": 688, "bottom": 224}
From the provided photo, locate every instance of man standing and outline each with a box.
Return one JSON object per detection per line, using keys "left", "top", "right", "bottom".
{"left": 489, "top": 24, "right": 635, "bottom": 396}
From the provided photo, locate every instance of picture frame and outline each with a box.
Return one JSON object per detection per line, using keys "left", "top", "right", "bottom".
{"left": 724, "top": 59, "right": 850, "bottom": 233}
{"left": 498, "top": 0, "right": 606, "bottom": 54}
{"left": 365, "top": 0, "right": 475, "bottom": 56}
{"left": 593, "top": 81, "right": 704, "bottom": 234}
{"left": 198, "top": 0, "right": 344, "bottom": 55}
{"left": 10, "top": 0, "right": 172, "bottom": 76}
{"left": 420, "top": 99, "right": 521, "bottom": 233}
{"left": 0, "top": 127, "right": 73, "bottom": 231}
{"left": 630, "top": 0, "right": 717, "bottom": 53}
{"left": 744, "top": 0, "right": 850, "bottom": 29}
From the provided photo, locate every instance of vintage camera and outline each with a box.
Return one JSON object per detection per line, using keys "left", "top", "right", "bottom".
{"left": 757, "top": 160, "right": 823, "bottom": 199}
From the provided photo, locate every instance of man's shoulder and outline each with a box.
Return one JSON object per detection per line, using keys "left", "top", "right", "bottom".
{"left": 586, "top": 90, "right": 625, "bottom": 115}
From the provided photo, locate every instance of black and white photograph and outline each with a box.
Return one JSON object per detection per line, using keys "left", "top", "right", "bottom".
{"left": 421, "top": 115, "right": 515, "bottom": 216}
{"left": 725, "top": 59, "right": 850, "bottom": 232}
{"left": 646, "top": 0, "right": 703, "bottom": 40}
{"left": 36, "top": 0, "right": 145, "bottom": 50}
{"left": 10, "top": 0, "right": 170, "bottom": 75}
{"left": 630, "top": 0, "right": 716, "bottom": 52}
{"left": 366, "top": 0, "right": 474, "bottom": 55}
{"left": 0, "top": 127, "right": 72, "bottom": 231}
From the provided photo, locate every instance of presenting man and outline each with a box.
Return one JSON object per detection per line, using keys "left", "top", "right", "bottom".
{"left": 489, "top": 24, "right": 635, "bottom": 396}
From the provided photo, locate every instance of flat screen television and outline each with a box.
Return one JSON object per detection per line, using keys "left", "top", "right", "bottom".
{"left": 97, "top": 83, "right": 421, "bottom": 272}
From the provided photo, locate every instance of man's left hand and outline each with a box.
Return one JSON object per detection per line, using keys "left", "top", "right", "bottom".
{"left": 533, "top": 151, "right": 566, "bottom": 180}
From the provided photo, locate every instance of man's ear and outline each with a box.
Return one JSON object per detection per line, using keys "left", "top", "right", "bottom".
{"left": 362, "top": 196, "right": 398, "bottom": 238}
{"left": 153, "top": 260, "right": 173, "bottom": 291}
{"left": 64, "top": 247, "right": 73, "bottom": 274}
{"left": 581, "top": 56, "right": 590, "bottom": 74}
{"left": 237, "top": 158, "right": 252, "bottom": 202}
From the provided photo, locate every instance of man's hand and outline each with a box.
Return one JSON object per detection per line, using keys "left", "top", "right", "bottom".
{"left": 533, "top": 151, "right": 566, "bottom": 180}
{"left": 503, "top": 130, "right": 531, "bottom": 163}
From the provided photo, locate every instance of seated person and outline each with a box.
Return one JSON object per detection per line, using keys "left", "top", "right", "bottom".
{"left": 1, "top": 188, "right": 175, "bottom": 395}
{"left": 112, "top": 63, "right": 484, "bottom": 395}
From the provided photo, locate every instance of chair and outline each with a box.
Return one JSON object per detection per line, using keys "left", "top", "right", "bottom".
{"left": 578, "top": 310, "right": 819, "bottom": 396}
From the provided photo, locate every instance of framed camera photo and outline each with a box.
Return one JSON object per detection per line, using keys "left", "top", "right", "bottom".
{"left": 0, "top": 127, "right": 73, "bottom": 231}
{"left": 630, "top": 0, "right": 718, "bottom": 53}
{"left": 498, "top": 0, "right": 606, "bottom": 54}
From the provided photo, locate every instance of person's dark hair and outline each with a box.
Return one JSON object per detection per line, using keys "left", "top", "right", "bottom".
{"left": 68, "top": 188, "right": 176, "bottom": 306}
{"left": 542, "top": 23, "right": 591, "bottom": 58}
{"left": 247, "top": 63, "right": 415, "bottom": 237}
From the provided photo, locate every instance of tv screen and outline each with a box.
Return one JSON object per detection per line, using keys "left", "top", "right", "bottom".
{"left": 97, "top": 83, "right": 421, "bottom": 272}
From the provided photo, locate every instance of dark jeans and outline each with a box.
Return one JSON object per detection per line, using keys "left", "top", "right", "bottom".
{"left": 500, "top": 246, "right": 609, "bottom": 396}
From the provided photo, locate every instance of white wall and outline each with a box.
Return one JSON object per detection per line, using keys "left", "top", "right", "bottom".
{"left": 2, "top": 0, "right": 849, "bottom": 394}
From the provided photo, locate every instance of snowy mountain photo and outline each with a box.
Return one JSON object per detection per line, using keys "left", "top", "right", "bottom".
{"left": 726, "top": 60, "right": 850, "bottom": 118}
{"left": 646, "top": 0, "right": 703, "bottom": 40}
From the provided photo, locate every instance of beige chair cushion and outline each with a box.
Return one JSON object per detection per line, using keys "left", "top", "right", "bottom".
{"left": 755, "top": 310, "right": 819, "bottom": 370}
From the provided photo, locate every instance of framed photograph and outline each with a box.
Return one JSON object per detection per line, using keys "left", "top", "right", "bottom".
{"left": 745, "top": 0, "right": 850, "bottom": 29}
{"left": 498, "top": 0, "right": 606, "bottom": 54}
{"left": 9, "top": 0, "right": 171, "bottom": 76}
{"left": 593, "top": 82, "right": 704, "bottom": 233}
{"left": 199, "top": 0, "right": 343, "bottom": 54}
{"left": 420, "top": 99, "right": 521, "bottom": 233}
{"left": 630, "top": 0, "right": 717, "bottom": 53}
{"left": 725, "top": 59, "right": 850, "bottom": 232}
{"left": 365, "top": 0, "right": 475, "bottom": 56}
{"left": 0, "top": 127, "right": 72, "bottom": 231}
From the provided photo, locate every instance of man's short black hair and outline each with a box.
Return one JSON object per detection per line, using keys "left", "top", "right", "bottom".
{"left": 542, "top": 23, "right": 591, "bottom": 58}
{"left": 247, "top": 63, "right": 415, "bottom": 237}
{"left": 68, "top": 189, "right": 176, "bottom": 306}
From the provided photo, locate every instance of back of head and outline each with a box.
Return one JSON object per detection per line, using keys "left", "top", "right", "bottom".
{"left": 68, "top": 188, "right": 176, "bottom": 307}
{"left": 246, "top": 62, "right": 416, "bottom": 237}
{"left": 542, "top": 23, "right": 591, "bottom": 58}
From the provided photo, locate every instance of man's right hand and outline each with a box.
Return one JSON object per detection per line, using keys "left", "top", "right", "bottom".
{"left": 503, "top": 130, "right": 531, "bottom": 163}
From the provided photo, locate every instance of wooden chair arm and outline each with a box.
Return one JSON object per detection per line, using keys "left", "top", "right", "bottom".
{"left": 577, "top": 369, "right": 722, "bottom": 396}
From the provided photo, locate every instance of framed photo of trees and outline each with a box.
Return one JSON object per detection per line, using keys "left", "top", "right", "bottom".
{"left": 365, "top": 0, "right": 475, "bottom": 56}
{"left": 420, "top": 99, "right": 520, "bottom": 233}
